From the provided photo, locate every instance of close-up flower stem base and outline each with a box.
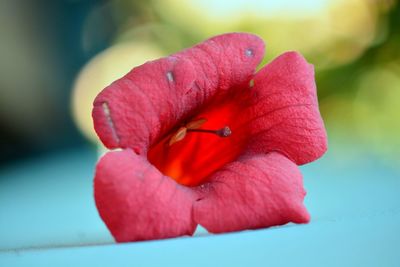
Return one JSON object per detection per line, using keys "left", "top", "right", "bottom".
{"left": 92, "top": 33, "right": 327, "bottom": 242}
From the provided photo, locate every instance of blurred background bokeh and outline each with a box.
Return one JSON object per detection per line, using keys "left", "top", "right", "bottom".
{"left": 1, "top": 0, "right": 399, "bottom": 168}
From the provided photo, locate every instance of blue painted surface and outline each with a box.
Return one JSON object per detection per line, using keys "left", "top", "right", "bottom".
{"left": 0, "top": 145, "right": 399, "bottom": 266}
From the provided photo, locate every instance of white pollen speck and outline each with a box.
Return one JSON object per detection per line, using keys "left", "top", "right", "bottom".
{"left": 166, "top": 71, "right": 174, "bottom": 82}
{"left": 102, "top": 102, "right": 111, "bottom": 116}
{"left": 102, "top": 102, "right": 120, "bottom": 143}
{"left": 249, "top": 79, "right": 255, "bottom": 88}
{"left": 245, "top": 48, "right": 254, "bottom": 57}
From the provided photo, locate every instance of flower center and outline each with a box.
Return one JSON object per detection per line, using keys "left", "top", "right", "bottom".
{"left": 148, "top": 89, "right": 251, "bottom": 187}
{"left": 168, "top": 119, "right": 232, "bottom": 147}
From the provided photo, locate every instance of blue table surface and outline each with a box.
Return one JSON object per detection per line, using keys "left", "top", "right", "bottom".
{"left": 0, "top": 144, "right": 399, "bottom": 266}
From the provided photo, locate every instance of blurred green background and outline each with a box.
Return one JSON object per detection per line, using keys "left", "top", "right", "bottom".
{"left": 0, "top": 0, "right": 399, "bottom": 167}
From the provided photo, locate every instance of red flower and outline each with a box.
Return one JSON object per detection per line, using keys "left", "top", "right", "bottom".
{"left": 92, "top": 33, "right": 327, "bottom": 242}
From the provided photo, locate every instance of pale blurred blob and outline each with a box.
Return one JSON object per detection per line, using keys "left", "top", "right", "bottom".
{"left": 320, "top": 62, "right": 400, "bottom": 164}
{"left": 353, "top": 65, "right": 400, "bottom": 161}
{"left": 154, "top": 0, "right": 384, "bottom": 68}
{"left": 71, "top": 42, "right": 164, "bottom": 142}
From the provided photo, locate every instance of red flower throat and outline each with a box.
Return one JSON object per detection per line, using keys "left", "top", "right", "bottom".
{"left": 92, "top": 33, "right": 327, "bottom": 242}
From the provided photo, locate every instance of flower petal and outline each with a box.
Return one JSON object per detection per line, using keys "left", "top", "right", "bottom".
{"left": 247, "top": 52, "right": 328, "bottom": 165}
{"left": 193, "top": 152, "right": 310, "bottom": 233}
{"left": 92, "top": 33, "right": 265, "bottom": 153}
{"left": 92, "top": 57, "right": 197, "bottom": 153}
{"left": 176, "top": 32, "right": 265, "bottom": 92}
{"left": 94, "top": 149, "right": 197, "bottom": 242}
